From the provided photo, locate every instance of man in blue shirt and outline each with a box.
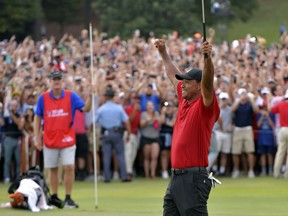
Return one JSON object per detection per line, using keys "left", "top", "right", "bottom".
{"left": 95, "top": 88, "right": 131, "bottom": 182}
{"left": 231, "top": 88, "right": 259, "bottom": 178}
{"left": 140, "top": 84, "right": 161, "bottom": 111}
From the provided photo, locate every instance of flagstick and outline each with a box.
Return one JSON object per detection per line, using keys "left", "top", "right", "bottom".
{"left": 89, "top": 22, "right": 98, "bottom": 209}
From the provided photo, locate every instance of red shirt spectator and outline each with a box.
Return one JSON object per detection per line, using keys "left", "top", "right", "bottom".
{"left": 125, "top": 96, "right": 141, "bottom": 134}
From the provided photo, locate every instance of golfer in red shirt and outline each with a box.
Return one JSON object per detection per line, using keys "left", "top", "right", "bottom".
{"left": 155, "top": 39, "right": 220, "bottom": 216}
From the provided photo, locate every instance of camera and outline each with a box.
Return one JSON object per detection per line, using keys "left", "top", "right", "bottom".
{"left": 24, "top": 114, "right": 29, "bottom": 121}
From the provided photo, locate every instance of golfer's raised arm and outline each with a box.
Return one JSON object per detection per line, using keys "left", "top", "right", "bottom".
{"left": 154, "top": 39, "right": 180, "bottom": 90}
{"left": 201, "top": 40, "right": 214, "bottom": 107}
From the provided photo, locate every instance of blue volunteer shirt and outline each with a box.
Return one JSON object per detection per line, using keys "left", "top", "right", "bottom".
{"left": 35, "top": 90, "right": 85, "bottom": 121}
{"left": 140, "top": 94, "right": 160, "bottom": 111}
{"left": 95, "top": 101, "right": 128, "bottom": 129}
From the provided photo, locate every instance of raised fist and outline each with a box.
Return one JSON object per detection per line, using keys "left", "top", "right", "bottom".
{"left": 154, "top": 39, "right": 167, "bottom": 54}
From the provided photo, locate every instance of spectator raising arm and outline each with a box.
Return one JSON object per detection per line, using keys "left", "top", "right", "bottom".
{"left": 154, "top": 39, "right": 180, "bottom": 91}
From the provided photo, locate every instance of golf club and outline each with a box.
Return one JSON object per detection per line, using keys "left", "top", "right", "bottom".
{"left": 202, "top": 0, "right": 208, "bottom": 58}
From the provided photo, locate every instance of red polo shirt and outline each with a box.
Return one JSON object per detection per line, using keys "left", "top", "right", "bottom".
{"left": 270, "top": 100, "right": 288, "bottom": 127}
{"left": 125, "top": 104, "right": 141, "bottom": 134}
{"left": 171, "top": 82, "right": 220, "bottom": 168}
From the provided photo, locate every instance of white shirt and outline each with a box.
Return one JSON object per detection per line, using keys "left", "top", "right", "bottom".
{"left": 16, "top": 179, "right": 52, "bottom": 212}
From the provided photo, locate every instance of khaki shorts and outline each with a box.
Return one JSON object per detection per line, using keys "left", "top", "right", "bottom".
{"left": 215, "top": 131, "right": 232, "bottom": 154}
{"left": 232, "top": 126, "right": 255, "bottom": 154}
{"left": 43, "top": 145, "right": 76, "bottom": 168}
{"left": 88, "top": 127, "right": 101, "bottom": 152}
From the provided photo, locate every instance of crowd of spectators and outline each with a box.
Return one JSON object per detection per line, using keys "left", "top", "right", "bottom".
{"left": 1, "top": 27, "right": 288, "bottom": 183}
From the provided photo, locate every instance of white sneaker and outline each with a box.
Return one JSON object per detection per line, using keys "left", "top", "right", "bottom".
{"left": 232, "top": 170, "right": 240, "bottom": 179}
{"left": 85, "top": 174, "right": 104, "bottom": 181}
{"left": 97, "top": 175, "right": 104, "bottom": 181}
{"left": 162, "top": 171, "right": 169, "bottom": 179}
{"left": 248, "top": 170, "right": 255, "bottom": 178}
{"left": 268, "top": 168, "right": 273, "bottom": 176}
{"left": 113, "top": 171, "right": 119, "bottom": 180}
{"left": 274, "top": 171, "right": 281, "bottom": 178}
{"left": 3, "top": 177, "right": 10, "bottom": 184}
{"left": 281, "top": 165, "right": 286, "bottom": 174}
{"left": 85, "top": 174, "right": 94, "bottom": 181}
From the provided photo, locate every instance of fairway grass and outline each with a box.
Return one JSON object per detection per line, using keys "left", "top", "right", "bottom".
{"left": 227, "top": 0, "right": 288, "bottom": 44}
{"left": 1, "top": 177, "right": 288, "bottom": 216}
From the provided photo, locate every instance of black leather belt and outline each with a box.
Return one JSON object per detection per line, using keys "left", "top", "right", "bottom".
{"left": 101, "top": 127, "right": 123, "bottom": 134}
{"left": 171, "top": 167, "right": 207, "bottom": 175}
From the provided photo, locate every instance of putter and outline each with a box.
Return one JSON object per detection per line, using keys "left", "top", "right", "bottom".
{"left": 202, "top": 0, "right": 208, "bottom": 58}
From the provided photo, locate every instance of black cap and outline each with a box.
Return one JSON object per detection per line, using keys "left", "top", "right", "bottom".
{"left": 48, "top": 71, "right": 63, "bottom": 79}
{"left": 104, "top": 89, "right": 115, "bottom": 97}
{"left": 147, "top": 83, "right": 153, "bottom": 88}
{"left": 175, "top": 68, "right": 202, "bottom": 82}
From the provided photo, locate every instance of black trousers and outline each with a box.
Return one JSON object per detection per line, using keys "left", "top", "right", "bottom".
{"left": 163, "top": 168, "right": 212, "bottom": 216}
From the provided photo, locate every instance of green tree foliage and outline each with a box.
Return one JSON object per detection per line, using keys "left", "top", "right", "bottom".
{"left": 93, "top": 0, "right": 201, "bottom": 38}
{"left": 42, "top": 0, "right": 83, "bottom": 34}
{"left": 0, "top": 0, "right": 40, "bottom": 37}
{"left": 92, "top": 0, "right": 258, "bottom": 38}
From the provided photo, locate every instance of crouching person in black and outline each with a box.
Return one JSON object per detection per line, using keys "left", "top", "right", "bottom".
{"left": 9, "top": 178, "right": 52, "bottom": 212}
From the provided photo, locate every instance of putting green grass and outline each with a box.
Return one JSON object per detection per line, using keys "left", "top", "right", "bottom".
{"left": 0, "top": 176, "right": 288, "bottom": 215}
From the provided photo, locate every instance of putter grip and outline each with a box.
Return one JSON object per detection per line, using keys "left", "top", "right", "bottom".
{"left": 203, "top": 22, "right": 208, "bottom": 59}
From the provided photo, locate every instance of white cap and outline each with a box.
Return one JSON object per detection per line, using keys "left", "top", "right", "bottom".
{"left": 261, "top": 87, "right": 270, "bottom": 95}
{"left": 267, "top": 77, "right": 275, "bottom": 83}
{"left": 238, "top": 88, "right": 247, "bottom": 95}
{"left": 219, "top": 92, "right": 229, "bottom": 100}
{"left": 74, "top": 76, "right": 82, "bottom": 81}
{"left": 118, "top": 92, "right": 125, "bottom": 98}
{"left": 222, "top": 76, "right": 230, "bottom": 84}
{"left": 249, "top": 37, "right": 257, "bottom": 43}
{"left": 284, "top": 89, "right": 288, "bottom": 99}
{"left": 216, "top": 89, "right": 222, "bottom": 96}
{"left": 232, "top": 40, "right": 240, "bottom": 49}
